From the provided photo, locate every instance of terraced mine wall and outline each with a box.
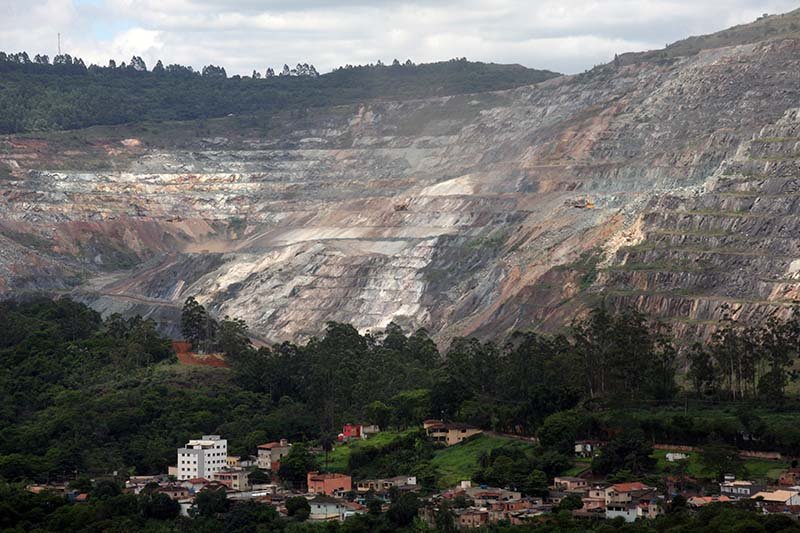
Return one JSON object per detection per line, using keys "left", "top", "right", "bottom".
{"left": 3, "top": 38, "right": 800, "bottom": 343}
{"left": 603, "top": 108, "right": 800, "bottom": 340}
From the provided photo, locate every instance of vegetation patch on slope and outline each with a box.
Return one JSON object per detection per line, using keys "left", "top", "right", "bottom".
{"left": 430, "top": 434, "right": 536, "bottom": 487}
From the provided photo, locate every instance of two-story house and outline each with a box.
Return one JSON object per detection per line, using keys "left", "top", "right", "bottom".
{"left": 423, "top": 421, "right": 482, "bottom": 446}
{"left": 553, "top": 476, "right": 588, "bottom": 493}
{"left": 256, "top": 439, "right": 291, "bottom": 471}
{"left": 720, "top": 476, "right": 764, "bottom": 500}
{"left": 605, "top": 482, "right": 661, "bottom": 522}
{"left": 307, "top": 472, "right": 352, "bottom": 496}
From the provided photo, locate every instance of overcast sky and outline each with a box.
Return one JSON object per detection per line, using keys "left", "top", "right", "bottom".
{"left": 1, "top": 0, "right": 798, "bottom": 75}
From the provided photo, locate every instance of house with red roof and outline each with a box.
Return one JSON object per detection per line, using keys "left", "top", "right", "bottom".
{"left": 257, "top": 439, "right": 291, "bottom": 471}
{"left": 688, "top": 495, "right": 733, "bottom": 508}
{"left": 181, "top": 477, "right": 211, "bottom": 493}
{"left": 605, "top": 482, "right": 662, "bottom": 522}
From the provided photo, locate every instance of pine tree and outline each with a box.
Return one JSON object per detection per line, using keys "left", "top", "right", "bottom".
{"left": 129, "top": 55, "right": 147, "bottom": 72}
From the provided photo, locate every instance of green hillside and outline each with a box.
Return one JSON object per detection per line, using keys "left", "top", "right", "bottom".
{"left": 321, "top": 430, "right": 419, "bottom": 473}
{"left": 322, "top": 431, "right": 538, "bottom": 489}
{"left": 651, "top": 449, "right": 787, "bottom": 482}
{"left": 0, "top": 56, "right": 559, "bottom": 134}
{"left": 430, "top": 434, "right": 537, "bottom": 487}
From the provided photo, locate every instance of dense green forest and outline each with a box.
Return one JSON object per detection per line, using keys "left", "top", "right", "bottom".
{"left": 0, "top": 52, "right": 558, "bottom": 134}
{"left": 0, "top": 298, "right": 315, "bottom": 481}
{"left": 3, "top": 296, "right": 800, "bottom": 485}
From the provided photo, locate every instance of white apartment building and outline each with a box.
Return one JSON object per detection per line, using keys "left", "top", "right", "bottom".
{"left": 177, "top": 435, "right": 228, "bottom": 481}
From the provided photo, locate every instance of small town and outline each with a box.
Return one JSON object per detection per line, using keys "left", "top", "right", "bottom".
{"left": 22, "top": 419, "right": 800, "bottom": 529}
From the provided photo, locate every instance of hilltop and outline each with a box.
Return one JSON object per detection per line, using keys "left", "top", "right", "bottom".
{"left": 619, "top": 8, "right": 800, "bottom": 64}
{"left": 0, "top": 57, "right": 558, "bottom": 134}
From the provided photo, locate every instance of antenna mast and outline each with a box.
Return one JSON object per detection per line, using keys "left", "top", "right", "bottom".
{"left": 58, "top": 33, "right": 61, "bottom": 55}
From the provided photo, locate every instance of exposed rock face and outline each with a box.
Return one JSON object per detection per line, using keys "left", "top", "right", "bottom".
{"left": 602, "top": 107, "right": 800, "bottom": 340}
{"left": 3, "top": 35, "right": 800, "bottom": 343}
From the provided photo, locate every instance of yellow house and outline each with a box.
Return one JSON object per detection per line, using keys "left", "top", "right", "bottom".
{"left": 424, "top": 421, "right": 482, "bottom": 446}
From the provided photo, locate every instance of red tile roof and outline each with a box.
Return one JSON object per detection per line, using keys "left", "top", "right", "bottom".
{"left": 689, "top": 495, "right": 732, "bottom": 506}
{"left": 346, "top": 501, "right": 366, "bottom": 510}
{"left": 258, "top": 442, "right": 285, "bottom": 449}
{"left": 610, "top": 482, "right": 650, "bottom": 493}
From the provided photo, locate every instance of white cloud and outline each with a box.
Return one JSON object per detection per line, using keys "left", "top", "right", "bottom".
{"left": 107, "top": 28, "right": 163, "bottom": 61}
{"left": 0, "top": 0, "right": 798, "bottom": 75}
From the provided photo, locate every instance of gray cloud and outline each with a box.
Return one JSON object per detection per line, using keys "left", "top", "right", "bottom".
{"left": 1, "top": 0, "right": 798, "bottom": 75}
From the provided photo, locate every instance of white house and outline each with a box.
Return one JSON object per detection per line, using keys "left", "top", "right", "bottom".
{"left": 666, "top": 452, "right": 688, "bottom": 462}
{"left": 308, "top": 495, "right": 347, "bottom": 521}
{"left": 720, "top": 477, "right": 763, "bottom": 500}
{"left": 177, "top": 435, "right": 228, "bottom": 481}
{"left": 605, "top": 505, "right": 638, "bottom": 522}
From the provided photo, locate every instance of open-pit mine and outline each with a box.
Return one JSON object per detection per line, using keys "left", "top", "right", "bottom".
{"left": 4, "top": 15, "right": 800, "bottom": 344}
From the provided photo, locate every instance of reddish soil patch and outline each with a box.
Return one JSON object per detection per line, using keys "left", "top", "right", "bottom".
{"left": 10, "top": 139, "right": 49, "bottom": 151}
{"left": 172, "top": 341, "right": 230, "bottom": 368}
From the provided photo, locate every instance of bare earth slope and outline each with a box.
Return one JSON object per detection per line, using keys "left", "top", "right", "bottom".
{"left": 3, "top": 17, "right": 800, "bottom": 343}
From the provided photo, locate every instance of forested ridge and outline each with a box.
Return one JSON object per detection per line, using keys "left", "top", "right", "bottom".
{"left": 0, "top": 52, "right": 559, "bottom": 134}
{"left": 3, "top": 297, "right": 800, "bottom": 483}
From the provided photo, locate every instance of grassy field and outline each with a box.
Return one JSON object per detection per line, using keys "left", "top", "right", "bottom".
{"left": 322, "top": 431, "right": 538, "bottom": 488}
{"left": 320, "top": 430, "right": 418, "bottom": 473}
{"left": 430, "top": 434, "right": 537, "bottom": 488}
{"left": 320, "top": 422, "right": 791, "bottom": 489}
{"left": 563, "top": 457, "right": 592, "bottom": 477}
{"left": 651, "top": 449, "right": 787, "bottom": 482}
